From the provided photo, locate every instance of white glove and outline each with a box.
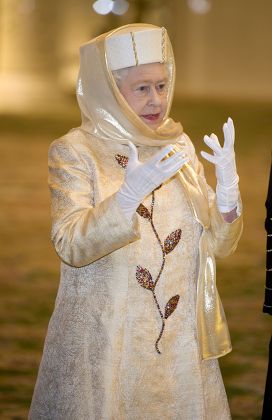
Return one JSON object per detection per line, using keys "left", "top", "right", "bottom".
{"left": 201, "top": 117, "right": 239, "bottom": 213}
{"left": 116, "top": 141, "right": 188, "bottom": 221}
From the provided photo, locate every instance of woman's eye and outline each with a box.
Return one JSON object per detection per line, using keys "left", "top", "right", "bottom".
{"left": 157, "top": 83, "right": 166, "bottom": 92}
{"left": 137, "top": 85, "right": 148, "bottom": 93}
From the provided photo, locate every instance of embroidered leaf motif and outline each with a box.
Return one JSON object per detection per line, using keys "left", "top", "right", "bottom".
{"left": 164, "top": 295, "right": 180, "bottom": 319}
{"left": 137, "top": 204, "right": 151, "bottom": 220}
{"left": 115, "top": 154, "right": 128, "bottom": 169}
{"left": 136, "top": 265, "right": 154, "bottom": 291}
{"left": 164, "top": 229, "right": 182, "bottom": 254}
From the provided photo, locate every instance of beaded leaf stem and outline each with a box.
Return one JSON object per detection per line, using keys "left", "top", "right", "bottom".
{"left": 115, "top": 154, "right": 182, "bottom": 354}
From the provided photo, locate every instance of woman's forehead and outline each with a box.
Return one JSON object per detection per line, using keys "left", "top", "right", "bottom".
{"left": 125, "top": 63, "right": 168, "bottom": 82}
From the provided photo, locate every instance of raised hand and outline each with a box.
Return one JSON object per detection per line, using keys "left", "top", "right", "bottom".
{"left": 201, "top": 118, "right": 239, "bottom": 213}
{"left": 116, "top": 141, "right": 188, "bottom": 221}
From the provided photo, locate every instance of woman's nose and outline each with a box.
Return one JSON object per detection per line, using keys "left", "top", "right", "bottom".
{"left": 148, "top": 86, "right": 161, "bottom": 106}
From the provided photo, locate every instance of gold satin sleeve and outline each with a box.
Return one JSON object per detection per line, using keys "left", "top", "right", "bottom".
{"left": 194, "top": 152, "right": 243, "bottom": 359}
{"left": 208, "top": 195, "right": 243, "bottom": 258}
{"left": 48, "top": 140, "right": 140, "bottom": 268}
{"left": 192, "top": 150, "right": 243, "bottom": 258}
{"left": 175, "top": 136, "right": 243, "bottom": 359}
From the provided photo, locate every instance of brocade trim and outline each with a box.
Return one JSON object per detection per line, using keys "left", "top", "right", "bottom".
{"left": 161, "top": 27, "right": 166, "bottom": 63}
{"left": 115, "top": 153, "right": 182, "bottom": 354}
{"left": 130, "top": 32, "right": 139, "bottom": 66}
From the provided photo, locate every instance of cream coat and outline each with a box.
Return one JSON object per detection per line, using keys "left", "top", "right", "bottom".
{"left": 29, "top": 24, "right": 243, "bottom": 419}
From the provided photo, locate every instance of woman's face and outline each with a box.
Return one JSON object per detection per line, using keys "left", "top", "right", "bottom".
{"left": 117, "top": 63, "right": 168, "bottom": 129}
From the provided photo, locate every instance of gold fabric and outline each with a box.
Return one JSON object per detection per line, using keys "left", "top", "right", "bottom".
{"left": 49, "top": 140, "right": 140, "bottom": 267}
{"left": 30, "top": 23, "right": 242, "bottom": 419}
{"left": 31, "top": 133, "right": 234, "bottom": 418}
{"left": 76, "top": 23, "right": 242, "bottom": 358}
{"left": 56, "top": 23, "right": 242, "bottom": 360}
{"left": 48, "top": 132, "right": 242, "bottom": 361}
{"left": 174, "top": 139, "right": 243, "bottom": 359}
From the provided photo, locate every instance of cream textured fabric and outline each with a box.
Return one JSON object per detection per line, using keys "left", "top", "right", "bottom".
{"left": 105, "top": 28, "right": 165, "bottom": 70}
{"left": 29, "top": 23, "right": 243, "bottom": 419}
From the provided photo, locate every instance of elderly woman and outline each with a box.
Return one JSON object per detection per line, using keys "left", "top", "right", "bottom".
{"left": 29, "top": 24, "right": 243, "bottom": 419}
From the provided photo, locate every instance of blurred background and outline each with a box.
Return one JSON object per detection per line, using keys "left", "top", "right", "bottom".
{"left": 0, "top": 0, "right": 271, "bottom": 418}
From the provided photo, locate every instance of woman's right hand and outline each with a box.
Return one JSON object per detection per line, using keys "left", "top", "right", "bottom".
{"left": 116, "top": 141, "right": 188, "bottom": 221}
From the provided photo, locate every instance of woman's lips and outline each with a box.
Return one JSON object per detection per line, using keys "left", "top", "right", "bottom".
{"left": 141, "top": 113, "right": 161, "bottom": 121}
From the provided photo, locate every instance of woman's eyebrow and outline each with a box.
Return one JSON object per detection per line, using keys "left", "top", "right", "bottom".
{"left": 132, "top": 77, "right": 168, "bottom": 85}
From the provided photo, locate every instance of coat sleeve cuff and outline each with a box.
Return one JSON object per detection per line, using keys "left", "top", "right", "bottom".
{"left": 208, "top": 195, "right": 243, "bottom": 258}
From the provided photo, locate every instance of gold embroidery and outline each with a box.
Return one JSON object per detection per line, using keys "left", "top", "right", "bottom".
{"left": 137, "top": 203, "right": 151, "bottom": 220}
{"left": 136, "top": 266, "right": 154, "bottom": 291}
{"left": 115, "top": 154, "right": 128, "bottom": 168}
{"left": 165, "top": 295, "right": 180, "bottom": 319}
{"left": 161, "top": 27, "right": 166, "bottom": 63}
{"left": 136, "top": 193, "right": 181, "bottom": 354}
{"left": 164, "top": 230, "right": 182, "bottom": 254}
{"left": 130, "top": 32, "right": 139, "bottom": 66}
{"left": 115, "top": 153, "right": 182, "bottom": 354}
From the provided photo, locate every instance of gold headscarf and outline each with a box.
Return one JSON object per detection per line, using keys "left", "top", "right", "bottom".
{"left": 76, "top": 23, "right": 183, "bottom": 147}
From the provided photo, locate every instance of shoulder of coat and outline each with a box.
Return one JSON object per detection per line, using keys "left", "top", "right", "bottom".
{"left": 50, "top": 128, "right": 98, "bottom": 156}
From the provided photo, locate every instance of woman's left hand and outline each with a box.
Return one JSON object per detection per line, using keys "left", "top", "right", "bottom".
{"left": 201, "top": 117, "right": 239, "bottom": 188}
{"left": 201, "top": 117, "right": 239, "bottom": 214}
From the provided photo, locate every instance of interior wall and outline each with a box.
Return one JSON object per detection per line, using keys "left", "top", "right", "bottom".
{"left": 173, "top": 0, "right": 272, "bottom": 100}
{"left": 0, "top": 0, "right": 271, "bottom": 114}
